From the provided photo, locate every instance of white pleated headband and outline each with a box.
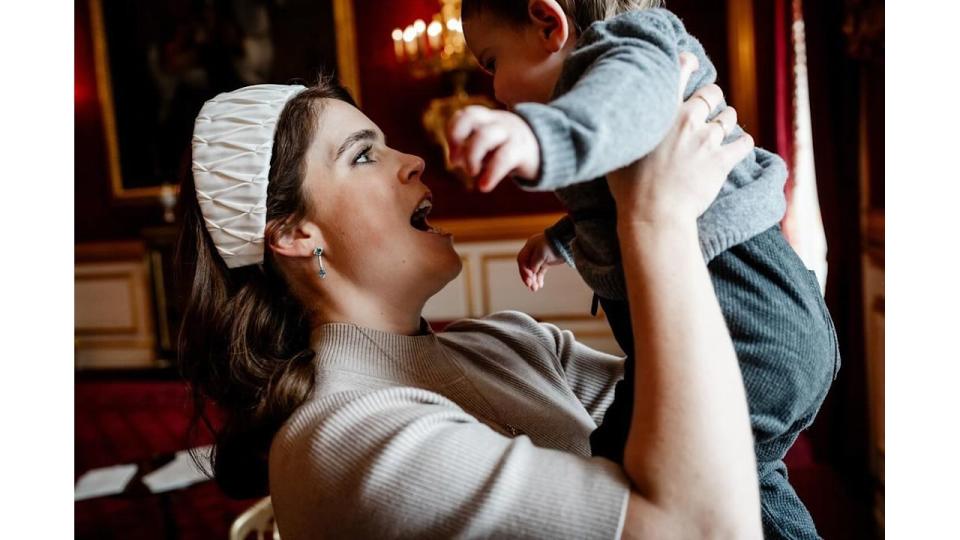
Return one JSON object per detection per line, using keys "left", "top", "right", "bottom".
{"left": 192, "top": 84, "right": 308, "bottom": 268}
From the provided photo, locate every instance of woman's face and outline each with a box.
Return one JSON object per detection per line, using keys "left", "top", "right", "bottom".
{"left": 300, "top": 99, "right": 462, "bottom": 302}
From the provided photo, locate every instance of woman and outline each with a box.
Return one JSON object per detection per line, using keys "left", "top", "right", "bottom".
{"left": 178, "top": 53, "right": 760, "bottom": 538}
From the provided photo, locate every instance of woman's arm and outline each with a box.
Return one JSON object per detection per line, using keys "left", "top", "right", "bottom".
{"left": 613, "top": 54, "right": 762, "bottom": 539}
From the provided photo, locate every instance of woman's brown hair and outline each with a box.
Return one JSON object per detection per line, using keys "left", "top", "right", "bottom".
{"left": 462, "top": 0, "right": 663, "bottom": 35}
{"left": 176, "top": 77, "right": 355, "bottom": 499}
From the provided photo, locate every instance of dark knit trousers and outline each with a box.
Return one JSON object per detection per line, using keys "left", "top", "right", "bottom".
{"left": 590, "top": 226, "right": 839, "bottom": 540}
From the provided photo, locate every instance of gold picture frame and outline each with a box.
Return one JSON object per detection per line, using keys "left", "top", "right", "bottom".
{"left": 89, "top": 0, "right": 361, "bottom": 203}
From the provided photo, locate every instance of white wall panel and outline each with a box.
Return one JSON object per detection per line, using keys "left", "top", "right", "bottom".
{"left": 424, "top": 237, "right": 621, "bottom": 356}
{"left": 422, "top": 257, "right": 473, "bottom": 321}
{"left": 75, "top": 260, "right": 157, "bottom": 369}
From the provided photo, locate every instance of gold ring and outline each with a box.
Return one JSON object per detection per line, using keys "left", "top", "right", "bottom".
{"left": 711, "top": 118, "right": 728, "bottom": 137}
{"left": 695, "top": 94, "right": 714, "bottom": 115}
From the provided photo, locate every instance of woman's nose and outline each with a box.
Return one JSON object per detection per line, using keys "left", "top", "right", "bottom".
{"left": 399, "top": 153, "right": 425, "bottom": 184}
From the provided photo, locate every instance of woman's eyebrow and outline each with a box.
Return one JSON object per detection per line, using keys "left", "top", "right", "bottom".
{"left": 335, "top": 129, "right": 378, "bottom": 160}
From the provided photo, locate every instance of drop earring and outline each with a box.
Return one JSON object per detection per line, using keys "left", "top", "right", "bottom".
{"left": 313, "top": 247, "right": 327, "bottom": 278}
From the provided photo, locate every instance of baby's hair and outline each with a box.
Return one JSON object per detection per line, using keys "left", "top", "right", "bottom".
{"left": 462, "top": 0, "right": 664, "bottom": 35}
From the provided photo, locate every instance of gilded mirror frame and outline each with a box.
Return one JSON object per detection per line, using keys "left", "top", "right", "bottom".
{"left": 88, "top": 0, "right": 361, "bottom": 202}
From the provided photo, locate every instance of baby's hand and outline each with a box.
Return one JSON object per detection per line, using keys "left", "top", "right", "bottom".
{"left": 446, "top": 106, "right": 540, "bottom": 192}
{"left": 517, "top": 233, "right": 565, "bottom": 292}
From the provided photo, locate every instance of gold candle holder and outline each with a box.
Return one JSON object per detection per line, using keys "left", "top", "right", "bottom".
{"left": 391, "top": 0, "right": 496, "bottom": 188}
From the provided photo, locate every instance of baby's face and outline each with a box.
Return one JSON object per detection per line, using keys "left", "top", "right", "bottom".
{"left": 463, "top": 14, "right": 570, "bottom": 108}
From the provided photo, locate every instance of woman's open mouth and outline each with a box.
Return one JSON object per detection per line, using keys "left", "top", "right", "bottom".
{"left": 410, "top": 194, "right": 448, "bottom": 236}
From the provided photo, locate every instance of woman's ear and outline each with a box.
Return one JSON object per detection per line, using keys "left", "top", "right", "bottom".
{"left": 268, "top": 218, "right": 324, "bottom": 260}
{"left": 527, "top": 0, "right": 571, "bottom": 53}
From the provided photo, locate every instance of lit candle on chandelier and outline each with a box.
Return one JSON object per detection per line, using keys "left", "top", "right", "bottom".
{"left": 413, "top": 19, "right": 428, "bottom": 56}
{"left": 446, "top": 18, "right": 464, "bottom": 53}
{"left": 391, "top": 28, "right": 404, "bottom": 62}
{"left": 402, "top": 25, "right": 417, "bottom": 60}
{"left": 427, "top": 20, "right": 443, "bottom": 52}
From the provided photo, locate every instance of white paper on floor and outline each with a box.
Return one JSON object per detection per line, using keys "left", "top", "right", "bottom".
{"left": 75, "top": 464, "right": 138, "bottom": 501}
{"left": 142, "top": 445, "right": 212, "bottom": 493}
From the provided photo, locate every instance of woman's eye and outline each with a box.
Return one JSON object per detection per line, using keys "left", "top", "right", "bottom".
{"left": 353, "top": 145, "right": 374, "bottom": 165}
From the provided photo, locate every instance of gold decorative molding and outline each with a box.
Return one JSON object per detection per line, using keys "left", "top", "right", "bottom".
{"left": 434, "top": 212, "right": 565, "bottom": 243}
{"left": 75, "top": 338, "right": 156, "bottom": 350}
{"left": 75, "top": 240, "right": 145, "bottom": 263}
{"left": 89, "top": 0, "right": 130, "bottom": 201}
{"left": 149, "top": 249, "right": 173, "bottom": 351}
{"left": 460, "top": 255, "right": 476, "bottom": 317}
{"left": 333, "top": 0, "right": 362, "bottom": 106}
{"left": 726, "top": 0, "right": 760, "bottom": 135}
{"left": 479, "top": 252, "right": 507, "bottom": 316}
{"left": 555, "top": 329, "right": 617, "bottom": 339}
{"left": 536, "top": 314, "right": 607, "bottom": 322}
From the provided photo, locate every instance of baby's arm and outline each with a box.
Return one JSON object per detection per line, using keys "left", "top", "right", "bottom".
{"left": 514, "top": 9, "right": 713, "bottom": 191}
{"left": 544, "top": 215, "right": 576, "bottom": 268}
{"left": 516, "top": 216, "right": 575, "bottom": 291}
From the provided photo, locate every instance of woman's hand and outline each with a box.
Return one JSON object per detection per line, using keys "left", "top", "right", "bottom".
{"left": 607, "top": 53, "right": 755, "bottom": 228}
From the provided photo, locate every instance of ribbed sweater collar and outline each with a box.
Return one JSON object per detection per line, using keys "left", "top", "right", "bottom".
{"left": 309, "top": 320, "right": 464, "bottom": 386}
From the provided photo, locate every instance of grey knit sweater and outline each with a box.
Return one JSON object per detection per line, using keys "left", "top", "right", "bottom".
{"left": 514, "top": 8, "right": 788, "bottom": 300}
{"left": 269, "top": 311, "right": 631, "bottom": 539}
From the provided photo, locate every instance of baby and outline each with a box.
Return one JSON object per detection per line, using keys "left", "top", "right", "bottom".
{"left": 447, "top": 1, "right": 839, "bottom": 538}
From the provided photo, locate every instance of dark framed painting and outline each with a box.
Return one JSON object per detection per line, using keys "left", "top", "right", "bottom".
{"left": 89, "top": 0, "right": 360, "bottom": 202}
